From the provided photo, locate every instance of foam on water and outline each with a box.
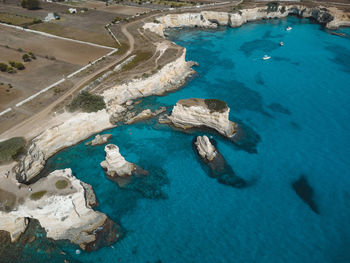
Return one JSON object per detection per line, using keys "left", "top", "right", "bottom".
{"left": 4, "top": 17, "right": 350, "bottom": 263}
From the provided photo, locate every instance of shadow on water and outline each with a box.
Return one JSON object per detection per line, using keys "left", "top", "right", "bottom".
{"left": 292, "top": 175, "right": 320, "bottom": 214}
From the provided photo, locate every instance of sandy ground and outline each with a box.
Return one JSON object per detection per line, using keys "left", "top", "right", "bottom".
{"left": 81, "top": 1, "right": 152, "bottom": 15}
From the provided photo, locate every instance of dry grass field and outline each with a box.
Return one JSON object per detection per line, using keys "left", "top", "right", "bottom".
{"left": 0, "top": 24, "right": 112, "bottom": 111}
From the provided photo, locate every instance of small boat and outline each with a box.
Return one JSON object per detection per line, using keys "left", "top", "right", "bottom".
{"left": 286, "top": 26, "right": 292, "bottom": 31}
{"left": 262, "top": 55, "right": 271, "bottom": 60}
{"left": 279, "top": 41, "right": 284, "bottom": 46}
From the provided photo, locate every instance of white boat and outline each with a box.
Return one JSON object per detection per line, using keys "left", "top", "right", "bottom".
{"left": 286, "top": 26, "right": 292, "bottom": 31}
{"left": 262, "top": 55, "right": 271, "bottom": 60}
{"left": 280, "top": 41, "right": 284, "bottom": 46}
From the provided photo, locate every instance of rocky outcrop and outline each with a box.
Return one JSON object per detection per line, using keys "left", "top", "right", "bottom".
{"left": 15, "top": 110, "right": 114, "bottom": 183}
{"left": 0, "top": 169, "right": 122, "bottom": 250}
{"left": 125, "top": 107, "right": 166, "bottom": 124}
{"left": 194, "top": 136, "right": 246, "bottom": 188}
{"left": 167, "top": 98, "right": 236, "bottom": 137}
{"left": 103, "top": 50, "right": 196, "bottom": 115}
{"left": 100, "top": 144, "right": 136, "bottom": 179}
{"left": 144, "top": 5, "right": 349, "bottom": 36}
{"left": 195, "top": 135, "right": 217, "bottom": 162}
{"left": 85, "top": 134, "right": 112, "bottom": 146}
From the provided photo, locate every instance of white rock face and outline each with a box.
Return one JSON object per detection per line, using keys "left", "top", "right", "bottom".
{"left": 144, "top": 5, "right": 348, "bottom": 36}
{"left": 103, "top": 49, "right": 195, "bottom": 114}
{"left": 0, "top": 169, "right": 111, "bottom": 248}
{"left": 86, "top": 134, "right": 112, "bottom": 146}
{"left": 168, "top": 98, "right": 236, "bottom": 137}
{"left": 16, "top": 110, "right": 114, "bottom": 182}
{"left": 195, "top": 136, "right": 217, "bottom": 161}
{"left": 100, "top": 144, "right": 135, "bottom": 177}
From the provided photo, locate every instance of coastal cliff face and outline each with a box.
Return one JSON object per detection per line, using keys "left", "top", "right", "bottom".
{"left": 103, "top": 50, "right": 195, "bottom": 115}
{"left": 15, "top": 110, "right": 114, "bottom": 183}
{"left": 168, "top": 98, "right": 236, "bottom": 137}
{"left": 0, "top": 169, "right": 121, "bottom": 250}
{"left": 144, "top": 5, "right": 349, "bottom": 35}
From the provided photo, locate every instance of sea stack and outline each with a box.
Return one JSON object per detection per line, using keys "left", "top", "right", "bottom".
{"left": 168, "top": 98, "right": 236, "bottom": 137}
{"left": 193, "top": 135, "right": 246, "bottom": 188}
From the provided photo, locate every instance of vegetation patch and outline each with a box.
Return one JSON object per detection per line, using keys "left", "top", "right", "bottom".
{"left": 30, "top": 191, "right": 47, "bottom": 201}
{"left": 21, "top": 0, "right": 41, "bottom": 10}
{"left": 266, "top": 2, "right": 279, "bottom": 13}
{"left": 122, "top": 51, "right": 153, "bottom": 71}
{"left": 0, "top": 12, "right": 41, "bottom": 26}
{"left": 0, "top": 137, "right": 26, "bottom": 164}
{"left": 204, "top": 99, "right": 228, "bottom": 113}
{"left": 68, "top": 91, "right": 106, "bottom": 113}
{"left": 55, "top": 179, "right": 68, "bottom": 189}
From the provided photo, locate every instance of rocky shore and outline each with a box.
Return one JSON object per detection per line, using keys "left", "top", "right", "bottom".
{"left": 144, "top": 4, "right": 350, "bottom": 37}
{"left": 0, "top": 169, "right": 122, "bottom": 250}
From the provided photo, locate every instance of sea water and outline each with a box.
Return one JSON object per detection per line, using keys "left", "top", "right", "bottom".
{"left": 5, "top": 17, "right": 350, "bottom": 263}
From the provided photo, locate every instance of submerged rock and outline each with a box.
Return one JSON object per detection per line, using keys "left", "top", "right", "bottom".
{"left": 85, "top": 134, "right": 112, "bottom": 146}
{"left": 193, "top": 136, "right": 246, "bottom": 188}
{"left": 125, "top": 107, "right": 166, "bottom": 124}
{"left": 100, "top": 144, "right": 167, "bottom": 199}
{"left": 292, "top": 175, "right": 319, "bottom": 214}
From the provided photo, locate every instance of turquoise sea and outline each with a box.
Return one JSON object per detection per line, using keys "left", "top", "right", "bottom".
{"left": 4, "top": 17, "right": 350, "bottom": 263}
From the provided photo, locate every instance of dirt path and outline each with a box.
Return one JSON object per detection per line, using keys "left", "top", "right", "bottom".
{"left": 0, "top": 23, "right": 134, "bottom": 141}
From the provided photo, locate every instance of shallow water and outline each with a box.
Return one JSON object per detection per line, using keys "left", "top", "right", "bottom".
{"left": 6, "top": 17, "right": 350, "bottom": 263}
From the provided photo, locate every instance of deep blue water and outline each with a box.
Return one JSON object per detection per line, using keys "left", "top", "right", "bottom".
{"left": 9, "top": 17, "right": 350, "bottom": 263}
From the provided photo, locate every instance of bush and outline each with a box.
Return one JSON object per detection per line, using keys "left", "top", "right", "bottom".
{"left": 55, "top": 180, "right": 68, "bottom": 189}
{"left": 14, "top": 62, "right": 25, "bottom": 70}
{"left": 21, "top": 0, "right": 40, "bottom": 10}
{"left": 6, "top": 66, "right": 16, "bottom": 74}
{"left": 29, "top": 52, "right": 36, "bottom": 59}
{"left": 68, "top": 91, "right": 106, "bottom": 113}
{"left": 267, "top": 1, "right": 279, "bottom": 13}
{"left": 22, "top": 54, "right": 31, "bottom": 62}
{"left": 8, "top": 61, "right": 15, "bottom": 67}
{"left": 0, "top": 63, "right": 8, "bottom": 72}
{"left": 204, "top": 99, "right": 228, "bottom": 113}
{"left": 30, "top": 190, "right": 47, "bottom": 200}
{"left": 0, "top": 137, "right": 26, "bottom": 164}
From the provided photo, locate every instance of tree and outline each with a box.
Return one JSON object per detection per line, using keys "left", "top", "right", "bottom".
{"left": 22, "top": 54, "right": 31, "bottom": 62}
{"left": 14, "top": 62, "right": 25, "bottom": 70}
{"left": 21, "top": 0, "right": 40, "bottom": 10}
{"left": 0, "top": 63, "right": 8, "bottom": 72}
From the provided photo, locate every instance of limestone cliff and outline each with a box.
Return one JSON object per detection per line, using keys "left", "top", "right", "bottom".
{"left": 0, "top": 169, "right": 122, "bottom": 250}
{"left": 103, "top": 50, "right": 195, "bottom": 115}
{"left": 15, "top": 110, "right": 114, "bottom": 183}
{"left": 167, "top": 98, "right": 236, "bottom": 137}
{"left": 144, "top": 5, "right": 349, "bottom": 36}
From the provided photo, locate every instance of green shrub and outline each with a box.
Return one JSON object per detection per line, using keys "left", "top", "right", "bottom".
{"left": 28, "top": 52, "right": 36, "bottom": 59}
{"left": 6, "top": 66, "right": 16, "bottom": 74}
{"left": 68, "top": 91, "right": 106, "bottom": 113}
{"left": 14, "top": 62, "right": 25, "bottom": 70}
{"left": 0, "top": 63, "right": 8, "bottom": 72}
{"left": 21, "top": 0, "right": 40, "bottom": 10}
{"left": 55, "top": 179, "right": 68, "bottom": 189}
{"left": 204, "top": 99, "right": 228, "bottom": 113}
{"left": 0, "top": 137, "right": 26, "bottom": 164}
{"left": 267, "top": 1, "right": 279, "bottom": 13}
{"left": 8, "top": 61, "right": 15, "bottom": 67}
{"left": 22, "top": 53, "right": 31, "bottom": 62}
{"left": 30, "top": 191, "right": 47, "bottom": 200}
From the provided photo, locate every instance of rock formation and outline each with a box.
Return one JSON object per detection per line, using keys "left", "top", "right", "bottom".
{"left": 194, "top": 136, "right": 246, "bottom": 188}
{"left": 0, "top": 169, "right": 122, "bottom": 250}
{"left": 15, "top": 110, "right": 114, "bottom": 183}
{"left": 86, "top": 134, "right": 112, "bottom": 146}
{"left": 167, "top": 98, "right": 236, "bottom": 137}
{"left": 144, "top": 5, "right": 349, "bottom": 37}
{"left": 103, "top": 50, "right": 196, "bottom": 115}
{"left": 100, "top": 144, "right": 136, "bottom": 180}
{"left": 125, "top": 107, "right": 166, "bottom": 124}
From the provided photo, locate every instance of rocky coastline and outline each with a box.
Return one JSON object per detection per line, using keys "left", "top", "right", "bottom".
{"left": 1, "top": 2, "right": 349, "bottom": 252}
{"left": 144, "top": 4, "right": 350, "bottom": 37}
